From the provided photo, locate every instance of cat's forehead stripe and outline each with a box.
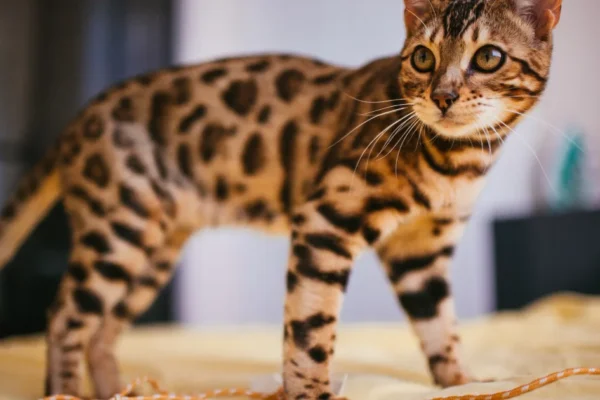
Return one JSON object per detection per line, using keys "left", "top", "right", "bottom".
{"left": 443, "top": 0, "right": 486, "bottom": 38}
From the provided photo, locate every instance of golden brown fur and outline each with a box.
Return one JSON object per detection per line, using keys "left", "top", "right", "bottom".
{"left": 0, "top": 1, "right": 562, "bottom": 399}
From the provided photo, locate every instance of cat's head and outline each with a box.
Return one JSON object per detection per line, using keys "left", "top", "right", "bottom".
{"left": 399, "top": 0, "right": 562, "bottom": 138}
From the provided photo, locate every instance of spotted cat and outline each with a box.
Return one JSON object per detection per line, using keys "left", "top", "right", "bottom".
{"left": 0, "top": 0, "right": 562, "bottom": 399}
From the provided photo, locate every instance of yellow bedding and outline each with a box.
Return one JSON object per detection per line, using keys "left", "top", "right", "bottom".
{"left": 2, "top": 293, "right": 600, "bottom": 400}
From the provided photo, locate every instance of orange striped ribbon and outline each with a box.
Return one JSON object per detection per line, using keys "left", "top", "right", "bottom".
{"left": 40, "top": 367, "right": 600, "bottom": 400}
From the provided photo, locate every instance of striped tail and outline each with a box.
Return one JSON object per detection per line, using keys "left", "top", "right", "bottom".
{"left": 0, "top": 144, "right": 63, "bottom": 269}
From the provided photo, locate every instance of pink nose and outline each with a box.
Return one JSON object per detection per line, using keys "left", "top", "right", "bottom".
{"left": 431, "top": 89, "right": 459, "bottom": 114}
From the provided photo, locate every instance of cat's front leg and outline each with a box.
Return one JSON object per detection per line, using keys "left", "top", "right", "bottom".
{"left": 377, "top": 215, "right": 473, "bottom": 388}
{"left": 282, "top": 196, "right": 364, "bottom": 400}
{"left": 281, "top": 177, "right": 416, "bottom": 399}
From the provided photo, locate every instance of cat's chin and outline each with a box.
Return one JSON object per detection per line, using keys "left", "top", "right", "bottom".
{"left": 428, "top": 120, "right": 480, "bottom": 139}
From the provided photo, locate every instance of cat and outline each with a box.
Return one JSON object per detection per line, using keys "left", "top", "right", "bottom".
{"left": 0, "top": 0, "right": 562, "bottom": 399}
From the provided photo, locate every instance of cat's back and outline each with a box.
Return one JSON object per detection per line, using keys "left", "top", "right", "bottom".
{"left": 56, "top": 53, "right": 351, "bottom": 230}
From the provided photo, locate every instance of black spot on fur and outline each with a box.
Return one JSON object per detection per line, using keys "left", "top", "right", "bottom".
{"left": 172, "top": 76, "right": 192, "bottom": 105}
{"left": 150, "top": 179, "right": 176, "bottom": 217}
{"left": 81, "top": 231, "right": 111, "bottom": 254}
{"left": 305, "top": 233, "right": 352, "bottom": 259}
{"left": 215, "top": 176, "right": 229, "bottom": 201}
{"left": 257, "top": 105, "right": 271, "bottom": 124}
{"left": 73, "top": 288, "right": 103, "bottom": 315}
{"left": 313, "top": 72, "right": 339, "bottom": 85}
{"left": 307, "top": 187, "right": 326, "bottom": 202}
{"left": 292, "top": 214, "right": 306, "bottom": 225}
{"left": 294, "top": 244, "right": 351, "bottom": 290}
{"left": 308, "top": 136, "right": 320, "bottom": 164}
{"left": 112, "top": 97, "right": 135, "bottom": 122}
{"left": 222, "top": 79, "right": 258, "bottom": 116}
{"left": 290, "top": 313, "right": 336, "bottom": 348}
{"left": 399, "top": 276, "right": 450, "bottom": 320}
{"left": 316, "top": 203, "right": 362, "bottom": 234}
{"left": 119, "top": 184, "right": 150, "bottom": 218}
{"left": 111, "top": 222, "right": 144, "bottom": 249}
{"left": 113, "top": 301, "right": 131, "bottom": 319}
{"left": 409, "top": 180, "right": 431, "bottom": 210}
{"left": 428, "top": 354, "right": 449, "bottom": 371}
{"left": 83, "top": 153, "right": 110, "bottom": 188}
{"left": 389, "top": 246, "right": 454, "bottom": 283}
{"left": 279, "top": 120, "right": 299, "bottom": 214}
{"left": 245, "top": 199, "right": 275, "bottom": 221}
{"left": 66, "top": 318, "right": 84, "bottom": 330}
{"left": 308, "top": 346, "right": 328, "bottom": 363}
{"left": 365, "top": 197, "right": 409, "bottom": 214}
{"left": 327, "top": 90, "right": 341, "bottom": 109}
{"left": 67, "top": 262, "right": 88, "bottom": 283}
{"left": 246, "top": 59, "right": 271, "bottom": 72}
{"left": 242, "top": 133, "right": 266, "bottom": 175}
{"left": 83, "top": 114, "right": 105, "bottom": 139}
{"left": 94, "top": 260, "right": 132, "bottom": 285}
{"left": 177, "top": 143, "right": 193, "bottom": 178}
{"left": 69, "top": 186, "right": 105, "bottom": 216}
{"left": 138, "top": 275, "right": 160, "bottom": 288}
{"left": 199, "top": 123, "right": 235, "bottom": 163}
{"left": 179, "top": 105, "right": 207, "bottom": 133}
{"left": 155, "top": 261, "right": 172, "bottom": 272}
{"left": 287, "top": 271, "right": 299, "bottom": 293}
{"left": 148, "top": 91, "right": 171, "bottom": 145}
{"left": 317, "top": 394, "right": 331, "bottom": 400}
{"left": 362, "top": 225, "right": 381, "bottom": 245}
{"left": 310, "top": 96, "right": 328, "bottom": 124}
{"left": 60, "top": 371, "right": 75, "bottom": 379}
{"left": 125, "top": 154, "right": 146, "bottom": 175}
{"left": 364, "top": 171, "right": 384, "bottom": 186}
{"left": 276, "top": 69, "right": 306, "bottom": 102}
{"left": 201, "top": 67, "right": 228, "bottom": 84}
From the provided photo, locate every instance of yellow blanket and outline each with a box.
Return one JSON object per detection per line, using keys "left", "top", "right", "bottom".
{"left": 2, "top": 293, "right": 600, "bottom": 400}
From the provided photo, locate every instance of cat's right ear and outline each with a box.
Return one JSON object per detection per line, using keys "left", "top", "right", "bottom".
{"left": 404, "top": 0, "right": 435, "bottom": 35}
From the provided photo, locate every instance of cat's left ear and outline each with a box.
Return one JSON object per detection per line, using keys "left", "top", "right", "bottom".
{"left": 514, "top": 0, "right": 563, "bottom": 40}
{"left": 404, "top": 0, "right": 436, "bottom": 35}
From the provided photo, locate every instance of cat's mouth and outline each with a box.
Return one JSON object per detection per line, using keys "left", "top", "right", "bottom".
{"left": 414, "top": 106, "right": 484, "bottom": 138}
{"left": 413, "top": 102, "right": 501, "bottom": 139}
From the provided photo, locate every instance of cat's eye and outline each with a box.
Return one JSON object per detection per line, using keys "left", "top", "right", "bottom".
{"left": 411, "top": 46, "right": 436, "bottom": 73}
{"left": 472, "top": 45, "right": 506, "bottom": 73}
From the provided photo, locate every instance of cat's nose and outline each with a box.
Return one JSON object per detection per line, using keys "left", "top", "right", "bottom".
{"left": 431, "top": 89, "right": 459, "bottom": 114}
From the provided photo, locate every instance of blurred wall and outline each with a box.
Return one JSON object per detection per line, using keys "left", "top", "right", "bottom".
{"left": 171, "top": 0, "right": 599, "bottom": 325}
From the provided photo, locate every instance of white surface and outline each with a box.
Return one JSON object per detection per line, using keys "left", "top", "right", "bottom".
{"left": 172, "top": 0, "right": 600, "bottom": 325}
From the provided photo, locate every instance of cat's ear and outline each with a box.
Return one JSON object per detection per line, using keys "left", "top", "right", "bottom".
{"left": 513, "top": 0, "right": 562, "bottom": 39}
{"left": 404, "top": 0, "right": 436, "bottom": 35}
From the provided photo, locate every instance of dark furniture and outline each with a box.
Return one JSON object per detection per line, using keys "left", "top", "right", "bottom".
{"left": 494, "top": 208, "right": 600, "bottom": 311}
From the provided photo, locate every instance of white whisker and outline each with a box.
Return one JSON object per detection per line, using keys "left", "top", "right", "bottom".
{"left": 503, "top": 107, "right": 584, "bottom": 152}
{"left": 494, "top": 116, "right": 557, "bottom": 196}
{"left": 361, "top": 103, "right": 415, "bottom": 116}
{"left": 374, "top": 112, "right": 417, "bottom": 159}
{"left": 395, "top": 119, "right": 422, "bottom": 178}
{"left": 352, "top": 114, "right": 413, "bottom": 185}
{"left": 342, "top": 92, "right": 408, "bottom": 105}
{"left": 327, "top": 108, "right": 405, "bottom": 150}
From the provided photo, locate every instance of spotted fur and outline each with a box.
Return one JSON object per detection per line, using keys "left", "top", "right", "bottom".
{"left": 0, "top": 1, "right": 562, "bottom": 399}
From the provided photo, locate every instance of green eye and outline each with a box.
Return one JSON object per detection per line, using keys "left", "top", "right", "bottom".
{"left": 411, "top": 46, "right": 436, "bottom": 73}
{"left": 472, "top": 45, "right": 506, "bottom": 73}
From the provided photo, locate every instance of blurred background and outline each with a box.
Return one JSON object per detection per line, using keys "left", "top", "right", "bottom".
{"left": 0, "top": 0, "right": 599, "bottom": 338}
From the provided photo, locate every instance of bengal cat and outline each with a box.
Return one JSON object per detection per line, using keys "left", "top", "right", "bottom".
{"left": 0, "top": 0, "right": 562, "bottom": 399}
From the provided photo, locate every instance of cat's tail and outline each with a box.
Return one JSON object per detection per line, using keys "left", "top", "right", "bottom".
{"left": 0, "top": 143, "right": 63, "bottom": 269}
